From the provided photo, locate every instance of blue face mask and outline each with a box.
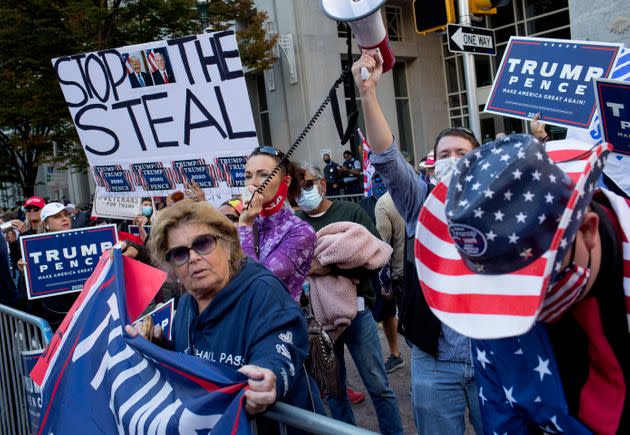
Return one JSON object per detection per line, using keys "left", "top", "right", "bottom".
{"left": 298, "top": 187, "right": 323, "bottom": 213}
{"left": 141, "top": 206, "right": 153, "bottom": 217}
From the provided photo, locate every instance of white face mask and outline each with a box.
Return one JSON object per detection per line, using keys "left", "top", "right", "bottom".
{"left": 434, "top": 157, "right": 460, "bottom": 182}
{"left": 241, "top": 186, "right": 254, "bottom": 204}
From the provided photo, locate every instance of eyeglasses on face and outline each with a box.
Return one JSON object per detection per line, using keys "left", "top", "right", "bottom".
{"left": 25, "top": 206, "right": 41, "bottom": 212}
{"left": 165, "top": 234, "right": 218, "bottom": 266}
{"left": 224, "top": 214, "right": 239, "bottom": 223}
{"left": 302, "top": 178, "right": 321, "bottom": 191}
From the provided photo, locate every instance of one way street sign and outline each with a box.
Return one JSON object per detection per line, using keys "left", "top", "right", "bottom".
{"left": 447, "top": 24, "right": 496, "bottom": 56}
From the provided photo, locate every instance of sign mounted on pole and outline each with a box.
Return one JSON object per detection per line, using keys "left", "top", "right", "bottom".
{"left": 447, "top": 24, "right": 496, "bottom": 56}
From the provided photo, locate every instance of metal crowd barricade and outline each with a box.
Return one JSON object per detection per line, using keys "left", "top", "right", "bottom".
{"left": 257, "top": 402, "right": 378, "bottom": 435}
{"left": 328, "top": 193, "right": 365, "bottom": 204}
{"left": 0, "top": 304, "right": 52, "bottom": 435}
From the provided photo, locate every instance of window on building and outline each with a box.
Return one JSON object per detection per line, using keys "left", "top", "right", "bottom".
{"left": 385, "top": 6, "right": 403, "bottom": 42}
{"left": 256, "top": 73, "right": 272, "bottom": 146}
{"left": 393, "top": 62, "right": 414, "bottom": 156}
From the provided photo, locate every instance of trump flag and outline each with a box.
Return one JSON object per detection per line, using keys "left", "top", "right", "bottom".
{"left": 31, "top": 249, "right": 250, "bottom": 434}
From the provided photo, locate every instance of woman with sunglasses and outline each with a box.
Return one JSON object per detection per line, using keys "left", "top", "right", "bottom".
{"left": 21, "top": 196, "right": 46, "bottom": 236}
{"left": 239, "top": 146, "right": 316, "bottom": 302}
{"left": 137, "top": 199, "right": 310, "bottom": 419}
{"left": 353, "top": 51, "right": 483, "bottom": 435}
{"left": 14, "top": 197, "right": 47, "bottom": 298}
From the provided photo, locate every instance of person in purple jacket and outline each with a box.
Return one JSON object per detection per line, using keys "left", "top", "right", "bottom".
{"left": 238, "top": 146, "right": 316, "bottom": 302}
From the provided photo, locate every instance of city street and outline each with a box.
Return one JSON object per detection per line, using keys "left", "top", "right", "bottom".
{"left": 343, "top": 327, "right": 475, "bottom": 434}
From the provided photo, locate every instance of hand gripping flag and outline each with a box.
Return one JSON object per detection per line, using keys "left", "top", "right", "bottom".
{"left": 31, "top": 249, "right": 250, "bottom": 435}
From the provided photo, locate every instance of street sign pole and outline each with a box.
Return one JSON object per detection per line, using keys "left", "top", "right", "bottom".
{"left": 457, "top": 0, "right": 481, "bottom": 141}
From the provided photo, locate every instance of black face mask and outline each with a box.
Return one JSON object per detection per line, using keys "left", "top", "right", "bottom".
{"left": 323, "top": 158, "right": 330, "bottom": 164}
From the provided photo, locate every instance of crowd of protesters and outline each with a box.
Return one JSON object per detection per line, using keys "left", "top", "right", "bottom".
{"left": 1, "top": 49, "right": 630, "bottom": 435}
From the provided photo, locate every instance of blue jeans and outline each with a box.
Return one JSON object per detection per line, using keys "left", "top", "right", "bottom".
{"left": 411, "top": 345, "right": 483, "bottom": 434}
{"left": 326, "top": 309, "right": 403, "bottom": 435}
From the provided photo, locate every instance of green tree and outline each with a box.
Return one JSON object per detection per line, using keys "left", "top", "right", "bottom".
{"left": 0, "top": 0, "right": 276, "bottom": 197}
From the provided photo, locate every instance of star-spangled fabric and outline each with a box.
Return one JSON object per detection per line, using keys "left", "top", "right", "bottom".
{"left": 414, "top": 135, "right": 610, "bottom": 339}
{"left": 472, "top": 323, "right": 591, "bottom": 435}
{"left": 32, "top": 250, "right": 251, "bottom": 435}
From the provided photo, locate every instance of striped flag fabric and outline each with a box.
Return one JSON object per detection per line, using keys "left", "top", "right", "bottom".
{"left": 31, "top": 249, "right": 251, "bottom": 434}
{"left": 415, "top": 138, "right": 611, "bottom": 339}
{"left": 146, "top": 49, "right": 158, "bottom": 74}
{"left": 358, "top": 129, "right": 375, "bottom": 196}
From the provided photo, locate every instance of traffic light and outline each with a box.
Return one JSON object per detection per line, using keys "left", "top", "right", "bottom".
{"left": 413, "top": 0, "right": 456, "bottom": 36}
{"left": 470, "top": 0, "right": 511, "bottom": 16}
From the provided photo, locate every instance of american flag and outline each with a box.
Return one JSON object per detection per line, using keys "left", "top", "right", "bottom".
{"left": 358, "top": 129, "right": 375, "bottom": 196}
{"left": 146, "top": 49, "right": 158, "bottom": 73}
{"left": 415, "top": 137, "right": 611, "bottom": 339}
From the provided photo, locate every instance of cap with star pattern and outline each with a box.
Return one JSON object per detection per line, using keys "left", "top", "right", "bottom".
{"left": 445, "top": 134, "right": 573, "bottom": 275}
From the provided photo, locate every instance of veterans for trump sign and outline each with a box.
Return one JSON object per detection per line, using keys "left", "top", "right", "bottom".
{"left": 20, "top": 225, "right": 117, "bottom": 299}
{"left": 485, "top": 37, "right": 622, "bottom": 129}
{"left": 595, "top": 78, "right": 630, "bottom": 156}
{"left": 92, "top": 188, "right": 144, "bottom": 220}
{"left": 52, "top": 31, "right": 257, "bottom": 201}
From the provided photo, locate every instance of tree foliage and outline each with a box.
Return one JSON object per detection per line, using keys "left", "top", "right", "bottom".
{"left": 0, "top": 0, "right": 276, "bottom": 196}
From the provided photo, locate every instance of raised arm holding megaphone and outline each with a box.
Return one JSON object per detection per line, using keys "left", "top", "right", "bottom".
{"left": 351, "top": 50, "right": 394, "bottom": 155}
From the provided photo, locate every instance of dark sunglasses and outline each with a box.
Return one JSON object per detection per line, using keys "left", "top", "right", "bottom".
{"left": 165, "top": 234, "right": 218, "bottom": 266}
{"left": 436, "top": 127, "right": 478, "bottom": 142}
{"left": 302, "top": 178, "right": 321, "bottom": 191}
{"left": 25, "top": 206, "right": 41, "bottom": 212}
{"left": 252, "top": 146, "right": 280, "bottom": 157}
{"left": 224, "top": 214, "right": 239, "bottom": 223}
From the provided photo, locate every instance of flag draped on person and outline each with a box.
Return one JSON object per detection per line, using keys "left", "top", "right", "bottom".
{"left": 31, "top": 249, "right": 251, "bottom": 435}
{"left": 359, "top": 129, "right": 375, "bottom": 196}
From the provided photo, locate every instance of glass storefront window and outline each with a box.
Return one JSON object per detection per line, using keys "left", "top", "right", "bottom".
{"left": 525, "top": 0, "right": 568, "bottom": 19}
{"left": 475, "top": 55, "right": 493, "bottom": 87}
{"left": 527, "top": 10, "right": 570, "bottom": 35}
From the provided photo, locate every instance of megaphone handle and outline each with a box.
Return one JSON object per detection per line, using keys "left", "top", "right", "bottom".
{"left": 360, "top": 66, "right": 370, "bottom": 81}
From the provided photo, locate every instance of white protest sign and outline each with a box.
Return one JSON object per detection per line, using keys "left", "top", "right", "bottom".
{"left": 92, "top": 188, "right": 143, "bottom": 220}
{"left": 52, "top": 31, "right": 258, "bottom": 203}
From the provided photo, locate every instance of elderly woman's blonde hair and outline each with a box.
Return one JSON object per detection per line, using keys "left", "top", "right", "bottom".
{"left": 149, "top": 199, "right": 243, "bottom": 275}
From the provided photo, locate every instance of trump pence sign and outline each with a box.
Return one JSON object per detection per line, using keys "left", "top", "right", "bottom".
{"left": 485, "top": 36, "right": 622, "bottom": 129}
{"left": 20, "top": 225, "right": 117, "bottom": 299}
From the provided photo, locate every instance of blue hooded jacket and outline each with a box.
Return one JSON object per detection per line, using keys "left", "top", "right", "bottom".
{"left": 171, "top": 258, "right": 310, "bottom": 409}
